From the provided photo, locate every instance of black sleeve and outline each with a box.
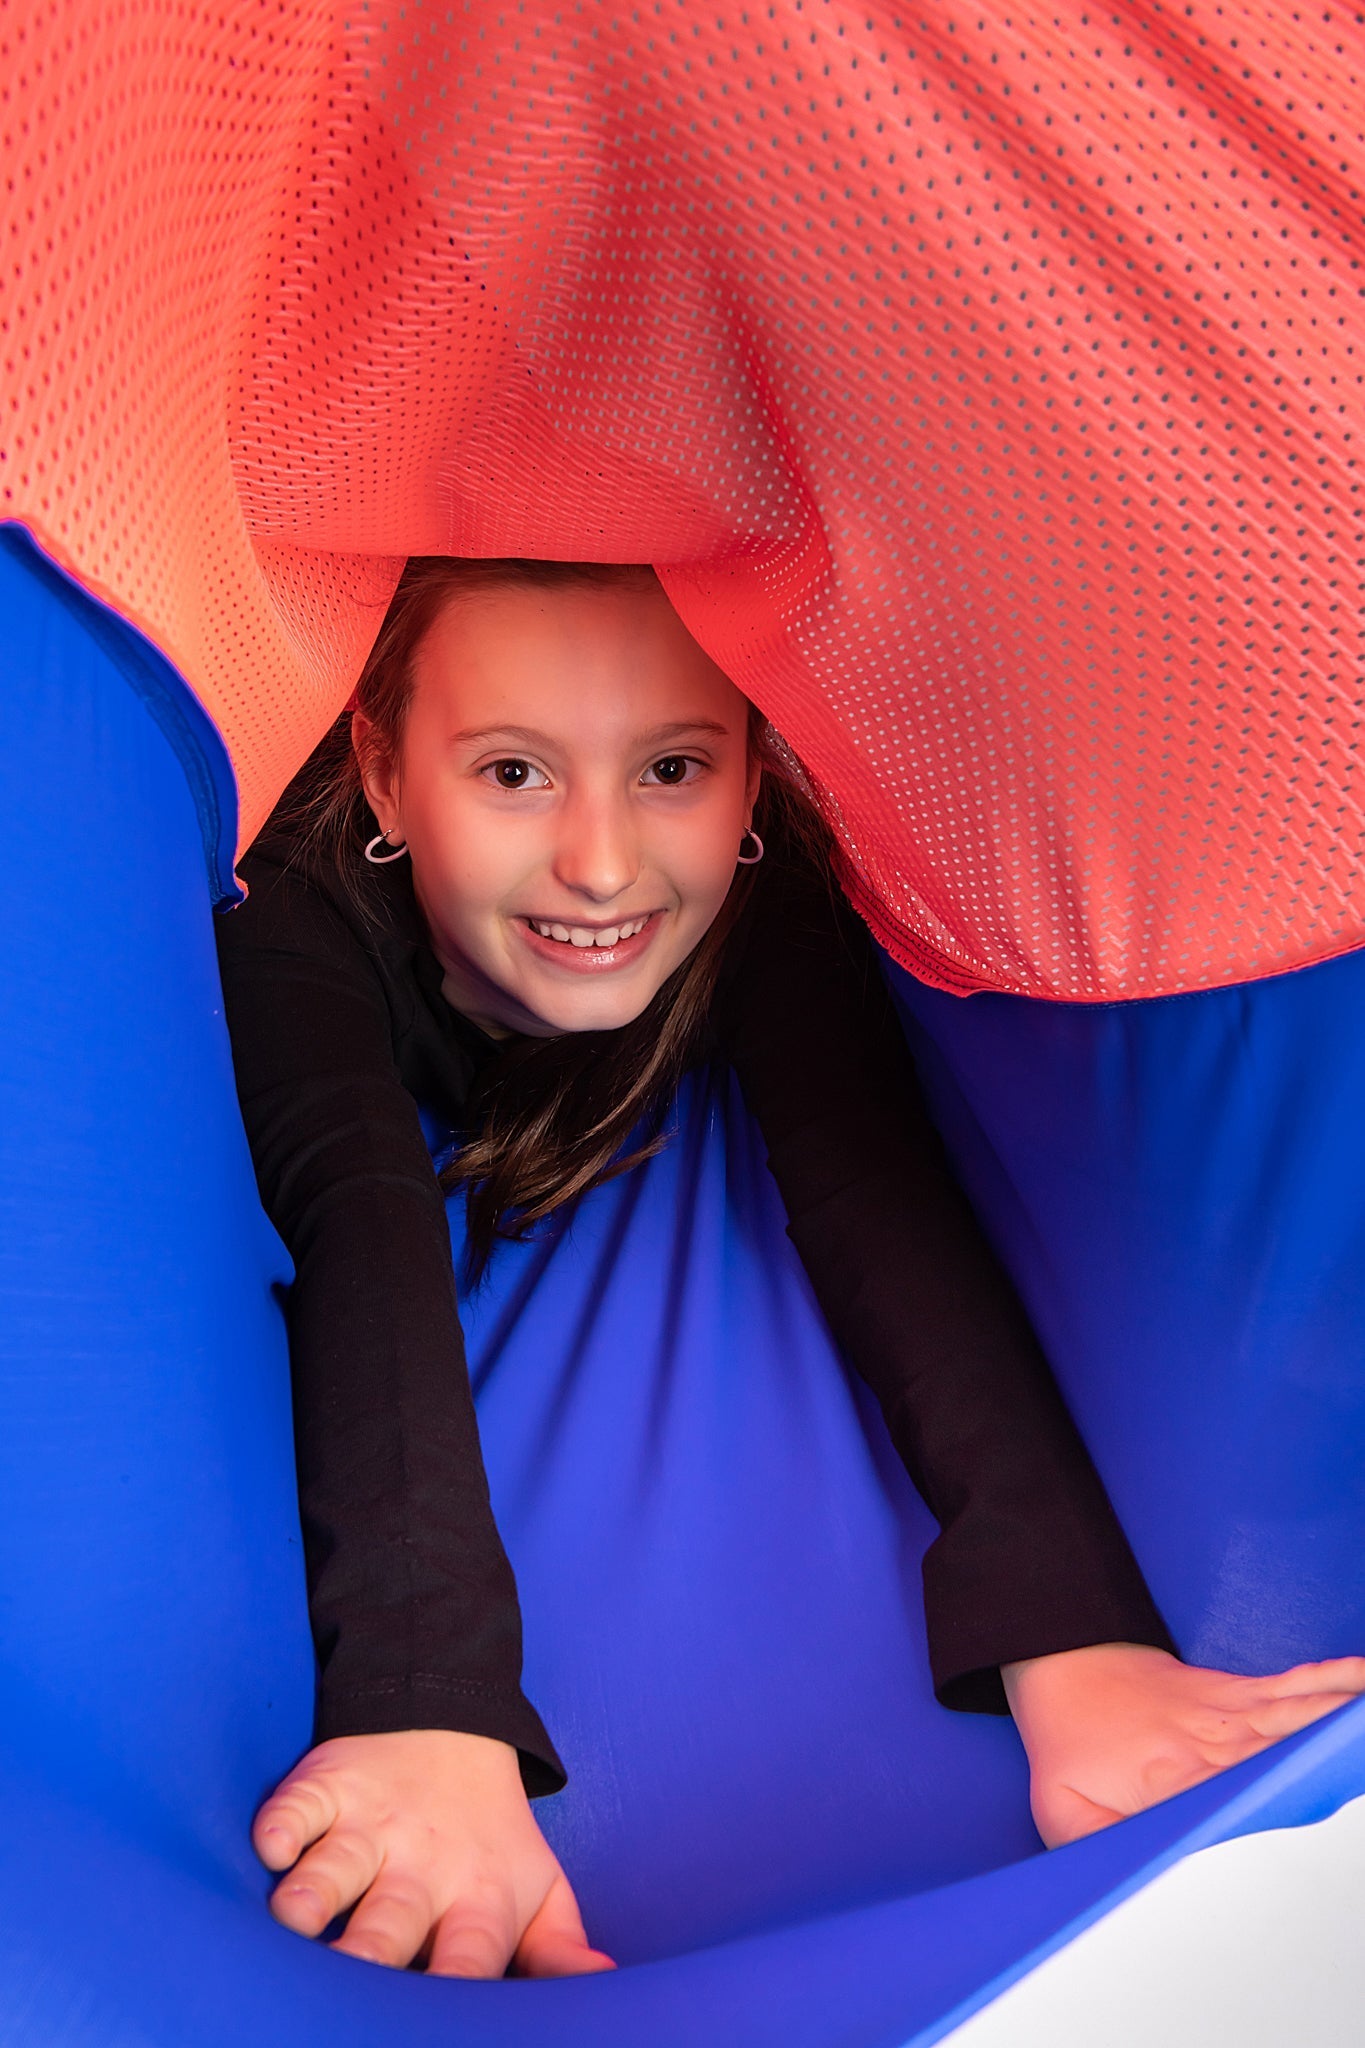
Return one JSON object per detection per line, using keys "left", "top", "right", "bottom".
{"left": 214, "top": 854, "right": 565, "bottom": 1794}
{"left": 717, "top": 846, "right": 1176, "bottom": 1714}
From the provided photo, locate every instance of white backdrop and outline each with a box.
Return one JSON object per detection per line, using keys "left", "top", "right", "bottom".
{"left": 947, "top": 1797, "right": 1365, "bottom": 2048}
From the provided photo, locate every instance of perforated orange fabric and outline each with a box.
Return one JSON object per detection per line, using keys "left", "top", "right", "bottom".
{"left": 4, "top": 1, "right": 1363, "bottom": 998}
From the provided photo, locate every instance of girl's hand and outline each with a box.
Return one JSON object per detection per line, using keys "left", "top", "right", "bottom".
{"left": 252, "top": 1728, "right": 615, "bottom": 1977}
{"left": 1003, "top": 1643, "right": 1365, "bottom": 1849}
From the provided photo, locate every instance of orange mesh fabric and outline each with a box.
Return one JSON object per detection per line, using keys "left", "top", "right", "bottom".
{"left": 4, "top": 0, "right": 1363, "bottom": 998}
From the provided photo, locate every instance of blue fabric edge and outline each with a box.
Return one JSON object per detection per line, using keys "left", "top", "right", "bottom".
{"left": 908, "top": 1694, "right": 1365, "bottom": 2047}
{"left": 0, "top": 522, "right": 242, "bottom": 907}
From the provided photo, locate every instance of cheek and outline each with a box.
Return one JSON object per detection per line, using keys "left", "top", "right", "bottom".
{"left": 405, "top": 796, "right": 529, "bottom": 939}
{"left": 679, "top": 856, "right": 740, "bottom": 934}
{"left": 666, "top": 798, "right": 748, "bottom": 912}
{"left": 650, "top": 812, "right": 745, "bottom": 963}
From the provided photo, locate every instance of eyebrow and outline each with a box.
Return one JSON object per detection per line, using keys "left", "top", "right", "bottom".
{"left": 449, "top": 719, "right": 734, "bottom": 748}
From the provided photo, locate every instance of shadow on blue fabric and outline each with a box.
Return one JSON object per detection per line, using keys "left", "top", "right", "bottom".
{"left": 2, "top": 521, "right": 1362, "bottom": 2048}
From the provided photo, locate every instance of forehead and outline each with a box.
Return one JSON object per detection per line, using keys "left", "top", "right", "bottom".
{"left": 409, "top": 582, "right": 746, "bottom": 739}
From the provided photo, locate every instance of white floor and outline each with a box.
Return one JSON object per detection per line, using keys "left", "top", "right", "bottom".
{"left": 943, "top": 1794, "right": 1365, "bottom": 2048}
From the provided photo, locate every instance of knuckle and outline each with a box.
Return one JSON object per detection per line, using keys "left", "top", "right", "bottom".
{"left": 1134, "top": 1747, "right": 1200, "bottom": 1802}
{"left": 271, "top": 1781, "right": 329, "bottom": 1830}
{"left": 295, "top": 1844, "right": 367, "bottom": 1901}
{"left": 436, "top": 1882, "right": 518, "bottom": 1950}
{"left": 431, "top": 1932, "right": 508, "bottom": 1980}
{"left": 461, "top": 1876, "right": 519, "bottom": 1927}
{"left": 340, "top": 1920, "right": 410, "bottom": 1967}
{"left": 282, "top": 1865, "right": 341, "bottom": 1913}
{"left": 316, "top": 1826, "right": 374, "bottom": 1871}
{"left": 362, "top": 1874, "right": 432, "bottom": 1923}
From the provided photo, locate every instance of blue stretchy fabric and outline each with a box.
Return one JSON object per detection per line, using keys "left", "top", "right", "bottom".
{"left": 1, "top": 523, "right": 1363, "bottom": 2046}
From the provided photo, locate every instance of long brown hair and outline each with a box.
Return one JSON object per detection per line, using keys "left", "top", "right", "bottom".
{"left": 300, "top": 556, "right": 829, "bottom": 1270}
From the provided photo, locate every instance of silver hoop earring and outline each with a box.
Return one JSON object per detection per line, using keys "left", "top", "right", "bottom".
{"left": 364, "top": 831, "right": 409, "bottom": 865}
{"left": 736, "top": 828, "right": 765, "bottom": 866}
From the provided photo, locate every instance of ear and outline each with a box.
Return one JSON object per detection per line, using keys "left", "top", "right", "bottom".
{"left": 352, "top": 710, "right": 402, "bottom": 836}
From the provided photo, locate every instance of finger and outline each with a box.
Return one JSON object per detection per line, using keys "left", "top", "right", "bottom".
{"left": 1244, "top": 1689, "right": 1363, "bottom": 1746}
{"left": 253, "top": 1772, "right": 341, "bottom": 1870}
{"left": 513, "top": 1929, "right": 617, "bottom": 1977}
{"left": 426, "top": 1899, "right": 520, "bottom": 1981}
{"left": 269, "top": 1828, "right": 383, "bottom": 1939}
{"left": 1264, "top": 1658, "right": 1365, "bottom": 1699}
{"left": 331, "top": 1874, "right": 436, "bottom": 1970}
{"left": 513, "top": 1874, "right": 616, "bottom": 1978}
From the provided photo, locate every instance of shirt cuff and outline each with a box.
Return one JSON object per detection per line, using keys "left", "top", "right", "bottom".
{"left": 924, "top": 1560, "right": 1178, "bottom": 1715}
{"left": 313, "top": 1673, "right": 567, "bottom": 1796}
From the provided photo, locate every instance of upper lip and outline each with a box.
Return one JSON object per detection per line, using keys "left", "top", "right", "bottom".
{"left": 521, "top": 912, "right": 657, "bottom": 931}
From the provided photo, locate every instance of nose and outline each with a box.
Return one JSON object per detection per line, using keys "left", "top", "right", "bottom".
{"left": 550, "top": 786, "right": 642, "bottom": 904}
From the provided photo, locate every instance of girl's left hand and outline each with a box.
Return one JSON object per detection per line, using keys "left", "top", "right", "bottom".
{"left": 1003, "top": 1642, "right": 1365, "bottom": 1848}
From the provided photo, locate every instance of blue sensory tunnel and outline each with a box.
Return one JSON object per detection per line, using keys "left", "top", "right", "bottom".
{"left": 3, "top": 520, "right": 1364, "bottom": 2046}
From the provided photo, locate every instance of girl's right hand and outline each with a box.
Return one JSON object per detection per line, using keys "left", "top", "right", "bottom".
{"left": 252, "top": 1728, "right": 615, "bottom": 1978}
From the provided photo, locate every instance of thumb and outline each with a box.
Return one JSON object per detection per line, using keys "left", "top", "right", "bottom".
{"left": 512, "top": 1873, "right": 616, "bottom": 1978}
{"left": 1031, "top": 1776, "right": 1126, "bottom": 1850}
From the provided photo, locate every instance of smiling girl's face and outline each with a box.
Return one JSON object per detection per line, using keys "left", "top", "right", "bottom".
{"left": 355, "top": 578, "right": 760, "bottom": 1039}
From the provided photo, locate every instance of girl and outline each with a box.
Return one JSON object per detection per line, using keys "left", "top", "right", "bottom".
{"left": 216, "top": 558, "right": 1365, "bottom": 1979}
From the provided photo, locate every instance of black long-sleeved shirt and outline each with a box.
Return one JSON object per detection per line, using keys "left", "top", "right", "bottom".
{"left": 215, "top": 818, "right": 1173, "bottom": 1794}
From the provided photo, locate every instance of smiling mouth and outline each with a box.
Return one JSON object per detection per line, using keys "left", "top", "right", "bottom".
{"left": 524, "top": 914, "right": 655, "bottom": 951}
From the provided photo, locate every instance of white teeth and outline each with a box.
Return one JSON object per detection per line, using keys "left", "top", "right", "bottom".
{"left": 529, "top": 915, "right": 649, "bottom": 946}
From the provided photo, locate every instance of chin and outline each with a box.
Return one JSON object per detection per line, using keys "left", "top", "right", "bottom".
{"left": 528, "top": 986, "right": 658, "bottom": 1036}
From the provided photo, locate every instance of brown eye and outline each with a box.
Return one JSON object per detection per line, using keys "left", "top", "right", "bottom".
{"left": 646, "top": 755, "right": 693, "bottom": 786}
{"left": 484, "top": 758, "right": 548, "bottom": 790}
